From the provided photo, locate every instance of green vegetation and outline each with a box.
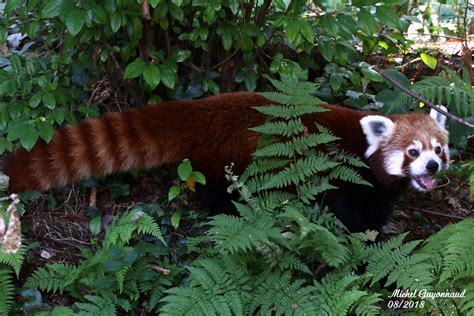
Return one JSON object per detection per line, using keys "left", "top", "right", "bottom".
{"left": 0, "top": 0, "right": 473, "bottom": 314}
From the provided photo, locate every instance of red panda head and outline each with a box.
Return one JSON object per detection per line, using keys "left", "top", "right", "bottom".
{"left": 360, "top": 107, "right": 449, "bottom": 191}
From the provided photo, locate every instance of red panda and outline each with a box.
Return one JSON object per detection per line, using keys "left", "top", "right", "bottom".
{"left": 0, "top": 92, "right": 449, "bottom": 231}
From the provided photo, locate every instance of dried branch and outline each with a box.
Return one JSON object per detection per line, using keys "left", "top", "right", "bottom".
{"left": 142, "top": 0, "right": 151, "bottom": 20}
{"left": 370, "top": 65, "right": 474, "bottom": 129}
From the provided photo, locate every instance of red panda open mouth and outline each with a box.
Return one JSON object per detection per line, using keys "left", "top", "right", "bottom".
{"left": 413, "top": 175, "right": 435, "bottom": 190}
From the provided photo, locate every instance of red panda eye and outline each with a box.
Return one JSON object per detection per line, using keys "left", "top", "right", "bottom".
{"left": 435, "top": 146, "right": 442, "bottom": 154}
{"left": 408, "top": 149, "right": 419, "bottom": 157}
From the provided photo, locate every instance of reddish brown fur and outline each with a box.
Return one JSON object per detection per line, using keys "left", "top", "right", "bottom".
{"left": 381, "top": 114, "right": 449, "bottom": 173}
{"left": 1, "top": 92, "right": 439, "bottom": 194}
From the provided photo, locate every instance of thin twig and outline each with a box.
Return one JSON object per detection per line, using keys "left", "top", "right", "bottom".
{"left": 404, "top": 32, "right": 465, "bottom": 40}
{"left": 370, "top": 65, "right": 474, "bottom": 129}
{"left": 405, "top": 206, "right": 467, "bottom": 220}
{"left": 148, "top": 264, "right": 172, "bottom": 275}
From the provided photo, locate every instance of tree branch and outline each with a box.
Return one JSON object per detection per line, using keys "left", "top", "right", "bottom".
{"left": 370, "top": 65, "right": 474, "bottom": 129}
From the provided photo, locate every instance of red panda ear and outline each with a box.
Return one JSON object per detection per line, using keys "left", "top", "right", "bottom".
{"left": 429, "top": 106, "right": 447, "bottom": 130}
{"left": 360, "top": 115, "right": 395, "bottom": 158}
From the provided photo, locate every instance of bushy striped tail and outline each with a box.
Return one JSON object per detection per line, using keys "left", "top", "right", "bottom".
{"left": 2, "top": 106, "right": 190, "bottom": 193}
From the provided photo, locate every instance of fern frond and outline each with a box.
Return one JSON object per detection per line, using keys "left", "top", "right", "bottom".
{"left": 250, "top": 272, "right": 320, "bottom": 315}
{"left": 296, "top": 177, "right": 337, "bottom": 203}
{"left": 352, "top": 292, "right": 382, "bottom": 316}
{"left": 134, "top": 212, "right": 165, "bottom": 244}
{"left": 115, "top": 266, "right": 130, "bottom": 294}
{"left": 75, "top": 295, "right": 116, "bottom": 316}
{"left": 459, "top": 282, "right": 474, "bottom": 314}
{"left": 365, "top": 233, "right": 422, "bottom": 286}
{"left": 206, "top": 214, "right": 282, "bottom": 254}
{"left": 0, "top": 244, "right": 26, "bottom": 277}
{"left": 385, "top": 253, "right": 434, "bottom": 289}
{"left": 261, "top": 155, "right": 340, "bottom": 189}
{"left": 35, "top": 306, "right": 75, "bottom": 316}
{"left": 312, "top": 225, "right": 350, "bottom": 267}
{"left": 253, "top": 103, "right": 327, "bottom": 119}
{"left": 329, "top": 165, "right": 372, "bottom": 186}
{"left": 161, "top": 259, "right": 250, "bottom": 316}
{"left": 264, "top": 77, "right": 319, "bottom": 98}
{"left": 313, "top": 272, "right": 368, "bottom": 315}
{"left": 241, "top": 159, "right": 290, "bottom": 179}
{"left": 24, "top": 263, "right": 74, "bottom": 294}
{"left": 249, "top": 118, "right": 306, "bottom": 137}
{"left": 254, "top": 133, "right": 339, "bottom": 158}
{"left": 274, "top": 252, "right": 311, "bottom": 274}
{"left": 105, "top": 209, "right": 165, "bottom": 247}
{"left": 0, "top": 267, "right": 14, "bottom": 316}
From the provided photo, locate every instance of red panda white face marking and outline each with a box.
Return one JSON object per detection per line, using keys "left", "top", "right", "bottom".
{"left": 360, "top": 107, "right": 449, "bottom": 191}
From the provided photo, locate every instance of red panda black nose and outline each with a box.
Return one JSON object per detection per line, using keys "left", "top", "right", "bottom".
{"left": 426, "top": 160, "right": 439, "bottom": 174}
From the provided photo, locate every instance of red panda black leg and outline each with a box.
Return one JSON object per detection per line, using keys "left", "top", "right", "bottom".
{"left": 326, "top": 180, "right": 408, "bottom": 232}
{"left": 195, "top": 183, "right": 239, "bottom": 216}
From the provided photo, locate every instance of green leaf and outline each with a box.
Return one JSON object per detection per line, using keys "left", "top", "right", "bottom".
{"left": 171, "top": 212, "right": 181, "bottom": 230}
{"left": 220, "top": 29, "right": 233, "bottom": 51}
{"left": 170, "top": 3, "right": 184, "bottom": 21}
{"left": 285, "top": 20, "right": 299, "bottom": 43}
{"left": 358, "top": 8, "right": 376, "bottom": 35}
{"left": 244, "top": 72, "right": 257, "bottom": 92}
{"left": 150, "top": 0, "right": 160, "bottom": 7}
{"left": 0, "top": 81, "right": 11, "bottom": 95}
{"left": 361, "top": 68, "right": 383, "bottom": 82}
{"left": 330, "top": 74, "right": 343, "bottom": 92}
{"left": 0, "top": 137, "right": 12, "bottom": 155}
{"left": 36, "top": 120, "right": 54, "bottom": 143}
{"left": 7, "top": 120, "right": 27, "bottom": 142}
{"left": 420, "top": 53, "right": 437, "bottom": 70}
{"left": 159, "top": 64, "right": 176, "bottom": 89}
{"left": 319, "top": 40, "right": 334, "bottom": 62}
{"left": 65, "top": 9, "right": 85, "bottom": 36}
{"left": 203, "top": 8, "right": 215, "bottom": 23}
{"left": 168, "top": 185, "right": 181, "bottom": 201}
{"left": 174, "top": 50, "right": 191, "bottom": 63}
{"left": 143, "top": 64, "right": 161, "bottom": 89}
{"left": 300, "top": 21, "right": 314, "bottom": 43}
{"left": 177, "top": 159, "right": 192, "bottom": 181}
{"left": 42, "top": 92, "right": 56, "bottom": 109}
{"left": 89, "top": 2, "right": 107, "bottom": 24}
{"left": 0, "top": 26, "right": 7, "bottom": 45}
{"left": 29, "top": 92, "right": 43, "bottom": 108}
{"left": 19, "top": 125, "right": 39, "bottom": 151}
{"left": 124, "top": 58, "right": 146, "bottom": 79}
{"left": 376, "top": 6, "right": 399, "bottom": 28}
{"left": 227, "top": 0, "right": 239, "bottom": 14}
{"left": 89, "top": 216, "right": 101, "bottom": 236}
{"left": 320, "top": 14, "right": 339, "bottom": 38}
{"left": 110, "top": 12, "right": 121, "bottom": 33}
{"left": 191, "top": 171, "right": 206, "bottom": 185}
{"left": 5, "top": 0, "right": 22, "bottom": 14}
{"left": 41, "top": 0, "right": 63, "bottom": 18}
{"left": 10, "top": 55, "right": 21, "bottom": 75}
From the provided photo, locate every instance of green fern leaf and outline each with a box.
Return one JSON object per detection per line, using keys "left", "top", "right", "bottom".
{"left": 0, "top": 245, "right": 26, "bottom": 277}
{"left": 0, "top": 267, "right": 14, "bottom": 316}
{"left": 75, "top": 295, "right": 116, "bottom": 316}
{"left": 24, "top": 263, "right": 73, "bottom": 294}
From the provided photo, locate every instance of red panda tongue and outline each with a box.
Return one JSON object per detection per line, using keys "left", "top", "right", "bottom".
{"left": 419, "top": 175, "right": 435, "bottom": 189}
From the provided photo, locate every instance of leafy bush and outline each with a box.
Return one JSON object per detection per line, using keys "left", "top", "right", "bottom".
{"left": 0, "top": 0, "right": 415, "bottom": 154}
